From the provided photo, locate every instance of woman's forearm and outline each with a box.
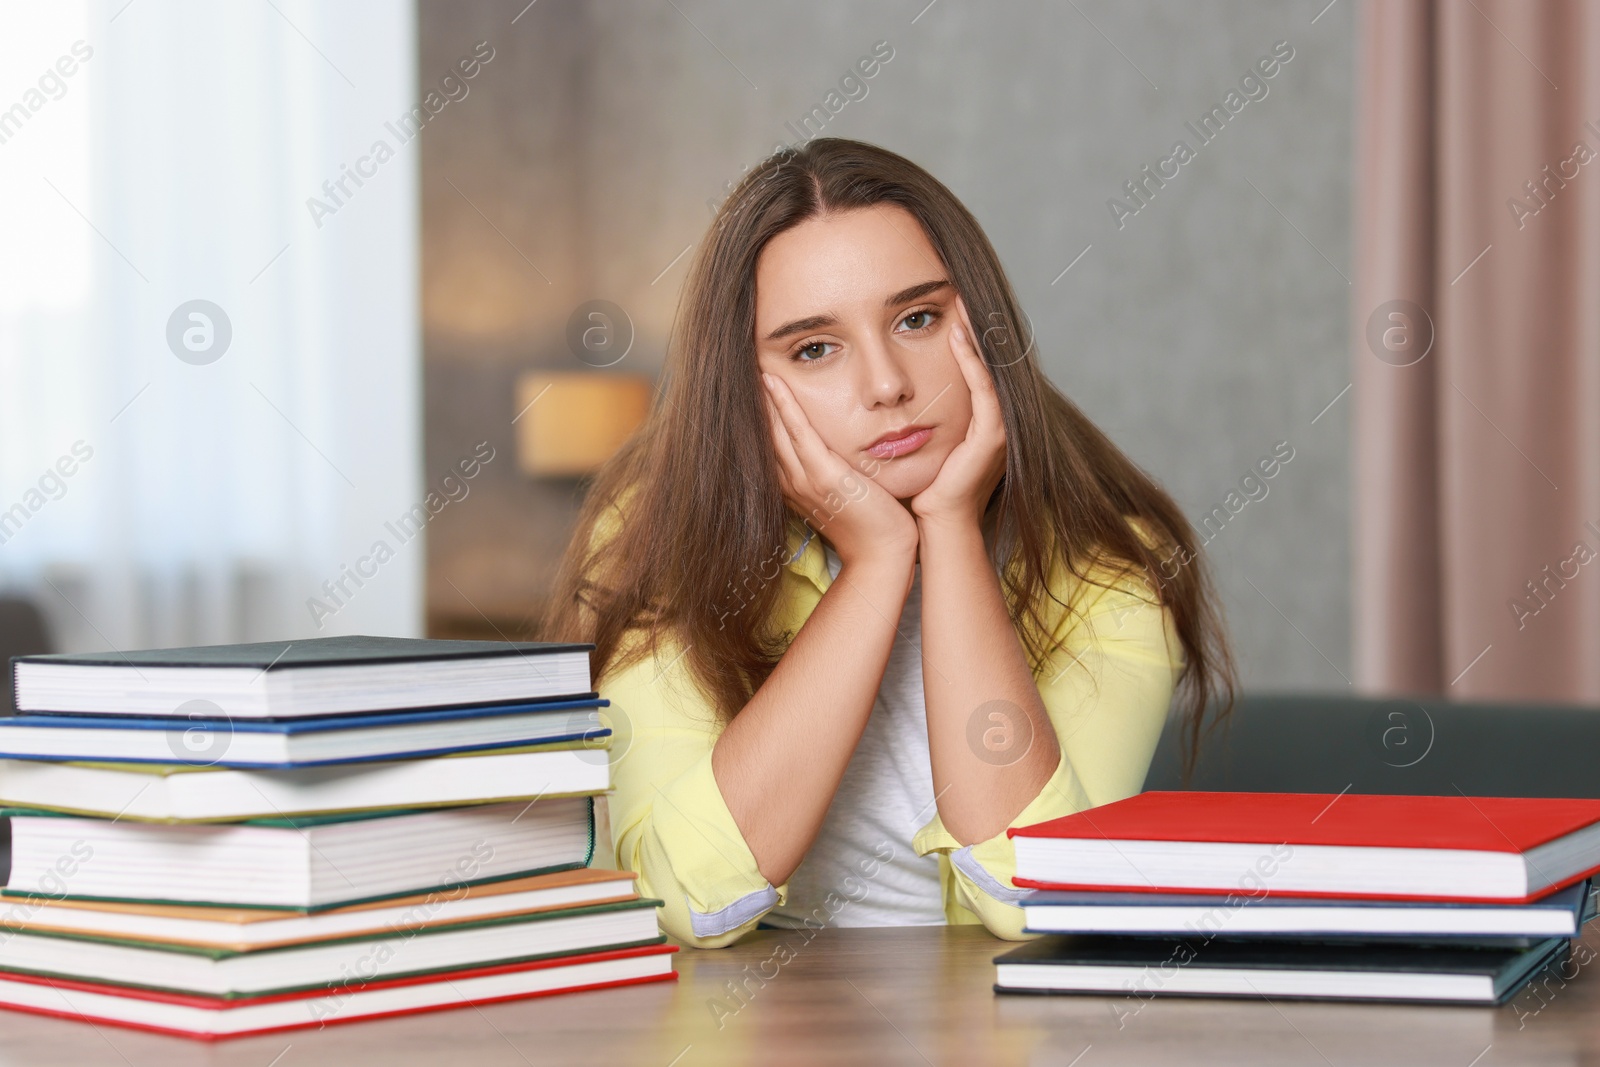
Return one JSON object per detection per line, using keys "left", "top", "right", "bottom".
{"left": 917, "top": 515, "right": 1060, "bottom": 844}
{"left": 711, "top": 548, "right": 915, "bottom": 887}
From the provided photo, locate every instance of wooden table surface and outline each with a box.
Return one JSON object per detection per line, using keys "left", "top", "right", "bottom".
{"left": 1, "top": 924, "right": 1597, "bottom": 1065}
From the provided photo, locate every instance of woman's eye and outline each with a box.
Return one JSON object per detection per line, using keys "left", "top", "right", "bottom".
{"left": 793, "top": 340, "right": 834, "bottom": 362}
{"left": 900, "top": 309, "right": 937, "bottom": 331}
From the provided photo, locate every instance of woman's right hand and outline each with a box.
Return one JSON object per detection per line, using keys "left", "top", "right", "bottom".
{"left": 761, "top": 372, "right": 919, "bottom": 569}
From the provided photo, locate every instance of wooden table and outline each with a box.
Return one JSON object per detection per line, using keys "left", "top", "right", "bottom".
{"left": 0, "top": 925, "right": 1596, "bottom": 1065}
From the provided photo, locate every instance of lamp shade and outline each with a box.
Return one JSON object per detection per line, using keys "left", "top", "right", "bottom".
{"left": 513, "top": 371, "right": 652, "bottom": 476}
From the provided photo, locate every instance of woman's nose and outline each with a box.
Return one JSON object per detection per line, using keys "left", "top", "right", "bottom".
{"left": 855, "top": 338, "right": 913, "bottom": 408}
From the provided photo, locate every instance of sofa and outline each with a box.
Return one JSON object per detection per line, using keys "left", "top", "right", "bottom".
{"left": 1144, "top": 692, "right": 1600, "bottom": 798}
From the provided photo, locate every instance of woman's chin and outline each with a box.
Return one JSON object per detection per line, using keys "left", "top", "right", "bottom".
{"left": 871, "top": 468, "right": 937, "bottom": 505}
{"left": 862, "top": 441, "right": 954, "bottom": 503}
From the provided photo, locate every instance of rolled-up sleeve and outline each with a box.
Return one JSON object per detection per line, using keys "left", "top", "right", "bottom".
{"left": 910, "top": 563, "right": 1184, "bottom": 940}
{"left": 600, "top": 630, "right": 787, "bottom": 948}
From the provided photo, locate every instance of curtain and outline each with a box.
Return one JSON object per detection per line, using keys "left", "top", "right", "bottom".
{"left": 0, "top": 1, "right": 423, "bottom": 653}
{"left": 1354, "top": 0, "right": 1600, "bottom": 701}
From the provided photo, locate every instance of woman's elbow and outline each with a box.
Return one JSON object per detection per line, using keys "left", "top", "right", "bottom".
{"left": 956, "top": 884, "right": 1037, "bottom": 942}
{"left": 620, "top": 825, "right": 778, "bottom": 949}
{"left": 983, "top": 914, "right": 1041, "bottom": 942}
{"left": 651, "top": 886, "right": 770, "bottom": 948}
{"left": 659, "top": 913, "right": 761, "bottom": 950}
{"left": 972, "top": 902, "right": 1036, "bottom": 940}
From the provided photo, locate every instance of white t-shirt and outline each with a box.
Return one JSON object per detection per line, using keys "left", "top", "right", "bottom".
{"left": 765, "top": 543, "right": 947, "bottom": 928}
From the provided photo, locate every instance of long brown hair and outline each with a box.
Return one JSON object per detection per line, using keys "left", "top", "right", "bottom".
{"left": 541, "top": 137, "right": 1235, "bottom": 776}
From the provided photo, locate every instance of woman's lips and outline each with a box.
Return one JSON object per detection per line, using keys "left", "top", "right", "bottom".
{"left": 866, "top": 426, "right": 934, "bottom": 459}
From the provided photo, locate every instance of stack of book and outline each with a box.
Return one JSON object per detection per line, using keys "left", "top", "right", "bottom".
{"left": 0, "top": 635, "right": 675, "bottom": 1039}
{"left": 995, "top": 791, "right": 1600, "bottom": 1006}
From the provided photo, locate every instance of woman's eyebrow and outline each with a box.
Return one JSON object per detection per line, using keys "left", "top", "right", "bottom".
{"left": 885, "top": 278, "right": 951, "bottom": 308}
{"left": 761, "top": 278, "right": 952, "bottom": 343}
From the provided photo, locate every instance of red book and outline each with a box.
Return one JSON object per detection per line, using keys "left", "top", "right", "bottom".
{"left": 0, "top": 943, "right": 678, "bottom": 1041}
{"left": 1008, "top": 791, "right": 1600, "bottom": 903}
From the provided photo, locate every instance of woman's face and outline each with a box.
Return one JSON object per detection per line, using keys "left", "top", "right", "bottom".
{"left": 753, "top": 204, "right": 974, "bottom": 504}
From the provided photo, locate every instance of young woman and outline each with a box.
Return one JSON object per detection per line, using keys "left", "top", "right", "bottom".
{"left": 542, "top": 137, "right": 1234, "bottom": 948}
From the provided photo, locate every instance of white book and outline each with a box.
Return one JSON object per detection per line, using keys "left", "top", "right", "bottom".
{"left": 0, "top": 744, "right": 610, "bottom": 821}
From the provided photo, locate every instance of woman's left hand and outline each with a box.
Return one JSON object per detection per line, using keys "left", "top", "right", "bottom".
{"left": 908, "top": 294, "right": 1008, "bottom": 527}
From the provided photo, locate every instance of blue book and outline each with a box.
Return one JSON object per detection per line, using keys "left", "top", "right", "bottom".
{"left": 1021, "top": 879, "right": 1597, "bottom": 940}
{"left": 0, "top": 696, "right": 609, "bottom": 768}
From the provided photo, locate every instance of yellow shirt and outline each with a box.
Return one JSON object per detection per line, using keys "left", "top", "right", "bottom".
{"left": 593, "top": 507, "right": 1184, "bottom": 948}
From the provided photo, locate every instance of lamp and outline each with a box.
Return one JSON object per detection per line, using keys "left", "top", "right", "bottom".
{"left": 513, "top": 371, "right": 652, "bottom": 477}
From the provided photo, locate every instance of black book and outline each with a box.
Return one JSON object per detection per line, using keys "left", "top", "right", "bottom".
{"left": 994, "top": 933, "right": 1570, "bottom": 1005}
{"left": 11, "top": 635, "right": 594, "bottom": 719}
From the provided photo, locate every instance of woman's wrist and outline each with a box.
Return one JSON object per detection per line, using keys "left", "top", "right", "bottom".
{"left": 914, "top": 510, "right": 986, "bottom": 548}
{"left": 835, "top": 541, "right": 918, "bottom": 580}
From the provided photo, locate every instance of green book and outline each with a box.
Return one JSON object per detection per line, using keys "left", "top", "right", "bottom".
{"left": 5, "top": 796, "right": 598, "bottom": 910}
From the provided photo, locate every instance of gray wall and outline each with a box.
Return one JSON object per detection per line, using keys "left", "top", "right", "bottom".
{"left": 421, "top": 0, "right": 1355, "bottom": 691}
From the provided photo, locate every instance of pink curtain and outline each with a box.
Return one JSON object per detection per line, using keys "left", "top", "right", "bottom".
{"left": 1354, "top": 0, "right": 1600, "bottom": 702}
